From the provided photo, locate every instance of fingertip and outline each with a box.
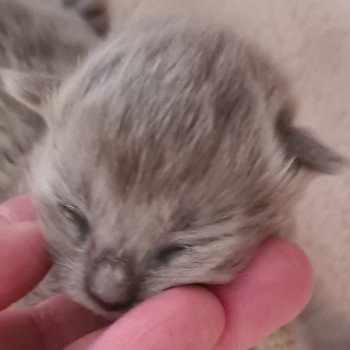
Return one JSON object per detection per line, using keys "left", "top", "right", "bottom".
{"left": 0, "top": 194, "right": 48, "bottom": 308}
{"left": 0, "top": 222, "right": 50, "bottom": 309}
{"left": 263, "top": 236, "right": 313, "bottom": 312}
{"left": 212, "top": 236, "right": 313, "bottom": 349}
{"left": 0, "top": 194, "right": 36, "bottom": 224}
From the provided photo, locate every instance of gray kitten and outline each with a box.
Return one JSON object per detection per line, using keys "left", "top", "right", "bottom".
{"left": 2, "top": 17, "right": 343, "bottom": 316}
{"left": 0, "top": 0, "right": 98, "bottom": 202}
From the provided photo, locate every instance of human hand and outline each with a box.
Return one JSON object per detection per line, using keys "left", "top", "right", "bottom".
{"left": 0, "top": 194, "right": 312, "bottom": 350}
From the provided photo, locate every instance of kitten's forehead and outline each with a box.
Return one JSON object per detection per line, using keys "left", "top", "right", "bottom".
{"left": 44, "top": 17, "right": 294, "bottom": 236}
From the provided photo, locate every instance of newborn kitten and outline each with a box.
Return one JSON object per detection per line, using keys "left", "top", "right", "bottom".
{"left": 2, "top": 17, "right": 343, "bottom": 316}
{"left": 0, "top": 0, "right": 98, "bottom": 202}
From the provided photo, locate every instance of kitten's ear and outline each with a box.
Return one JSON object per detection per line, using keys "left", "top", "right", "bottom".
{"left": 277, "top": 110, "right": 346, "bottom": 174}
{"left": 0, "top": 69, "right": 60, "bottom": 114}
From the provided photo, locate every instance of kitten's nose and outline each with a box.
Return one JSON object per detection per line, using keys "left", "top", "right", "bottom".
{"left": 86, "top": 255, "right": 133, "bottom": 311}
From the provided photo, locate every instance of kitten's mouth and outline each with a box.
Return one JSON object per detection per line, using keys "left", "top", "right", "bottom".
{"left": 84, "top": 287, "right": 138, "bottom": 314}
{"left": 90, "top": 297, "right": 137, "bottom": 313}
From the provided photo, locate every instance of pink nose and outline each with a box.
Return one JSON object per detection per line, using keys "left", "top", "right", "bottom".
{"left": 85, "top": 256, "right": 134, "bottom": 311}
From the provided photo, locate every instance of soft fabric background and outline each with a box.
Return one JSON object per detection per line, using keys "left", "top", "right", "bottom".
{"left": 107, "top": 1, "right": 350, "bottom": 348}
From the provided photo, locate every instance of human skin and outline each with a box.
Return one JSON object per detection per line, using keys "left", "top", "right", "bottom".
{"left": 0, "top": 195, "right": 312, "bottom": 350}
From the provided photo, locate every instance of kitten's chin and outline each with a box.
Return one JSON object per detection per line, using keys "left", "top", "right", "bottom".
{"left": 85, "top": 302, "right": 122, "bottom": 320}
{"left": 65, "top": 289, "right": 123, "bottom": 320}
{"left": 98, "top": 310, "right": 121, "bottom": 321}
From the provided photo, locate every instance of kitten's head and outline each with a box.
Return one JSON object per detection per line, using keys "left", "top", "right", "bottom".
{"left": 1, "top": 18, "right": 344, "bottom": 316}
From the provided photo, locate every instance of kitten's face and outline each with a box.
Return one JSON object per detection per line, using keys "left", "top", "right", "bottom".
{"left": 31, "top": 123, "right": 277, "bottom": 316}
{"left": 30, "top": 75, "right": 298, "bottom": 316}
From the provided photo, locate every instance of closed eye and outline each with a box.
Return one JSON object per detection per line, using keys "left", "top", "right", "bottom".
{"left": 154, "top": 244, "right": 187, "bottom": 264}
{"left": 59, "top": 202, "right": 90, "bottom": 238}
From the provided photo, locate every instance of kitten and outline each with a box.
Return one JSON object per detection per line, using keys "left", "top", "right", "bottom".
{"left": 1, "top": 17, "right": 343, "bottom": 315}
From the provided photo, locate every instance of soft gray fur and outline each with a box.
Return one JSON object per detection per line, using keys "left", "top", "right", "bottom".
{"left": 2, "top": 16, "right": 343, "bottom": 316}
{"left": 63, "top": 0, "right": 108, "bottom": 36}
{"left": 0, "top": 0, "right": 98, "bottom": 202}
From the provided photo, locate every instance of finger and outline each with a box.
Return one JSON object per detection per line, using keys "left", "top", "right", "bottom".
{"left": 0, "top": 295, "right": 109, "bottom": 350}
{"left": 67, "top": 287, "right": 225, "bottom": 350}
{"left": 0, "top": 222, "right": 51, "bottom": 309}
{"left": 0, "top": 193, "right": 37, "bottom": 223}
{"left": 0, "top": 194, "right": 49, "bottom": 308}
{"left": 212, "top": 236, "right": 313, "bottom": 350}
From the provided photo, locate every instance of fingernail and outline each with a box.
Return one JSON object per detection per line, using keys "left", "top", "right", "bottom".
{"left": 0, "top": 194, "right": 37, "bottom": 223}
